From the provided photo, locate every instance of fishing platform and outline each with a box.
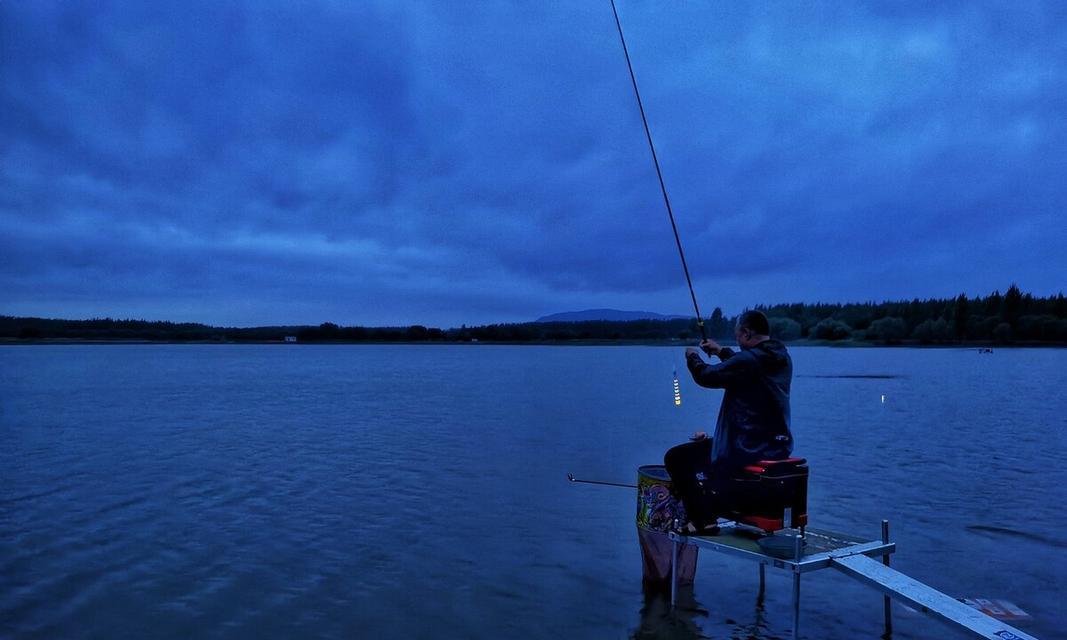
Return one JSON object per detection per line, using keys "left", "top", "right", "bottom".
{"left": 627, "top": 464, "right": 1039, "bottom": 639}
{"left": 667, "top": 521, "right": 1039, "bottom": 640}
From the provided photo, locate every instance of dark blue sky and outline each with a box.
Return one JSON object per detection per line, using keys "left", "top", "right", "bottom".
{"left": 2, "top": 2, "right": 1065, "bottom": 327}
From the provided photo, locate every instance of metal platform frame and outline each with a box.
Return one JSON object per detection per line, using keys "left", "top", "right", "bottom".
{"left": 667, "top": 519, "right": 1039, "bottom": 640}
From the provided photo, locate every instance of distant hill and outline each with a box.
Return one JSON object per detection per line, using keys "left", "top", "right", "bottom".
{"left": 535, "top": 309, "right": 690, "bottom": 322}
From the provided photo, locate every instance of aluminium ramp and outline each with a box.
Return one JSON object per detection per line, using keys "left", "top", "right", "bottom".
{"left": 831, "top": 553, "right": 1038, "bottom": 640}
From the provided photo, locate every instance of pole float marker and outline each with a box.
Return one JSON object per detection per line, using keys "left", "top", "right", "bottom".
{"left": 673, "top": 368, "right": 682, "bottom": 406}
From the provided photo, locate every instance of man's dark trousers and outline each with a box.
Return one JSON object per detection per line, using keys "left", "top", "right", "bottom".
{"left": 664, "top": 438, "right": 734, "bottom": 529}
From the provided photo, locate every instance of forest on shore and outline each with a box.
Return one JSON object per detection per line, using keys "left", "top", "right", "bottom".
{"left": 3, "top": 285, "right": 1065, "bottom": 345}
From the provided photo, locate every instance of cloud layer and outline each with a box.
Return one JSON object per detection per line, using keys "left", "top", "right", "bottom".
{"left": 3, "top": 1, "right": 1065, "bottom": 326}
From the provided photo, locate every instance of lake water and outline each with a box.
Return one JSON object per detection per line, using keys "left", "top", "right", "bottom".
{"left": 2, "top": 344, "right": 1065, "bottom": 639}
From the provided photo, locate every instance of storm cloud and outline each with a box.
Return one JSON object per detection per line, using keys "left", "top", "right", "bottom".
{"left": 2, "top": 1, "right": 1065, "bottom": 326}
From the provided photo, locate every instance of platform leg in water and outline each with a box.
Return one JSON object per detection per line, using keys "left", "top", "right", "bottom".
{"left": 882, "top": 519, "right": 892, "bottom": 637}
{"left": 670, "top": 536, "right": 679, "bottom": 608}
{"left": 792, "top": 534, "right": 802, "bottom": 640}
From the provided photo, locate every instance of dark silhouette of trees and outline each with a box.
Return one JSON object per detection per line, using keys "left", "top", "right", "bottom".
{"left": 2, "top": 285, "right": 1065, "bottom": 345}
{"left": 1002, "top": 284, "right": 1024, "bottom": 328}
{"left": 707, "top": 307, "right": 732, "bottom": 338}
{"left": 993, "top": 322, "right": 1013, "bottom": 344}
{"left": 769, "top": 317, "right": 802, "bottom": 341}
{"left": 811, "top": 318, "right": 853, "bottom": 341}
{"left": 867, "top": 317, "right": 908, "bottom": 344}
{"left": 953, "top": 294, "right": 969, "bottom": 339}
{"left": 912, "top": 318, "right": 952, "bottom": 343}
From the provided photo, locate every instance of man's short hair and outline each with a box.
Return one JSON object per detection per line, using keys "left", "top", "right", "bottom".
{"left": 737, "top": 310, "right": 770, "bottom": 336}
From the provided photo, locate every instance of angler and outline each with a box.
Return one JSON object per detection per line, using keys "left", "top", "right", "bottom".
{"left": 665, "top": 310, "right": 795, "bottom": 536}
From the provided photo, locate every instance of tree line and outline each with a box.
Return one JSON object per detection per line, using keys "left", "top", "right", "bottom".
{"left": 752, "top": 284, "right": 1067, "bottom": 344}
{"left": 2, "top": 285, "right": 1065, "bottom": 345}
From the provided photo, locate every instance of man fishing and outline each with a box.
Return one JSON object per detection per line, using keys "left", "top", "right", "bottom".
{"left": 665, "top": 310, "right": 794, "bottom": 535}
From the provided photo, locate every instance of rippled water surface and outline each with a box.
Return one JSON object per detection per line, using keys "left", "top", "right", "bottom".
{"left": 2, "top": 345, "right": 1065, "bottom": 639}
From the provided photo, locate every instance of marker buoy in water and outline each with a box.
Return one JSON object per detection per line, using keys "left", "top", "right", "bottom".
{"left": 672, "top": 369, "right": 681, "bottom": 406}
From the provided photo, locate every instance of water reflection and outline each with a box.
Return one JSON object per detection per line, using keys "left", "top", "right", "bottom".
{"left": 631, "top": 587, "right": 789, "bottom": 640}
{"left": 724, "top": 599, "right": 779, "bottom": 640}
{"left": 630, "top": 589, "right": 708, "bottom": 640}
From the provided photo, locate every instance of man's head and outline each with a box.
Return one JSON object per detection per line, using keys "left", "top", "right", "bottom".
{"left": 735, "top": 310, "right": 770, "bottom": 348}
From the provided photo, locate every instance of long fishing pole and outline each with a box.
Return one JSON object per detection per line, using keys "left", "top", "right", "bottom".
{"left": 609, "top": 0, "right": 706, "bottom": 340}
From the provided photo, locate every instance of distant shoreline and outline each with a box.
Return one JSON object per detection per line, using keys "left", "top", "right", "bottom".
{"left": 2, "top": 337, "right": 1062, "bottom": 348}
{"left": 5, "top": 290, "right": 1066, "bottom": 346}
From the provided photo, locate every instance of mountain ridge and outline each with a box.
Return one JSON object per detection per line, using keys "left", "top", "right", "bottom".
{"left": 534, "top": 309, "right": 690, "bottom": 322}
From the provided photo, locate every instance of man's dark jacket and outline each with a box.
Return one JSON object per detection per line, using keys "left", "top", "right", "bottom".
{"left": 686, "top": 339, "right": 793, "bottom": 468}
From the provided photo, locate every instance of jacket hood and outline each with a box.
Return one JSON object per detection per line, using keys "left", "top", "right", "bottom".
{"left": 749, "top": 338, "right": 790, "bottom": 371}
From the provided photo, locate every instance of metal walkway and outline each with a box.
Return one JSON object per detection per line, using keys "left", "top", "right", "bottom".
{"left": 668, "top": 521, "right": 1039, "bottom": 640}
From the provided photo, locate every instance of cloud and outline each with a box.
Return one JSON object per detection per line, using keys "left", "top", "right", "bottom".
{"left": 1, "top": 1, "right": 1065, "bottom": 326}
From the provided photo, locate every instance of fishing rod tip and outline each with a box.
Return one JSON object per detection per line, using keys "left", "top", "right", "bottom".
{"left": 567, "top": 473, "right": 575, "bottom": 481}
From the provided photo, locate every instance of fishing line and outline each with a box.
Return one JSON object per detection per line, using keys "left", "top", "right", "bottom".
{"left": 609, "top": 0, "right": 706, "bottom": 340}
